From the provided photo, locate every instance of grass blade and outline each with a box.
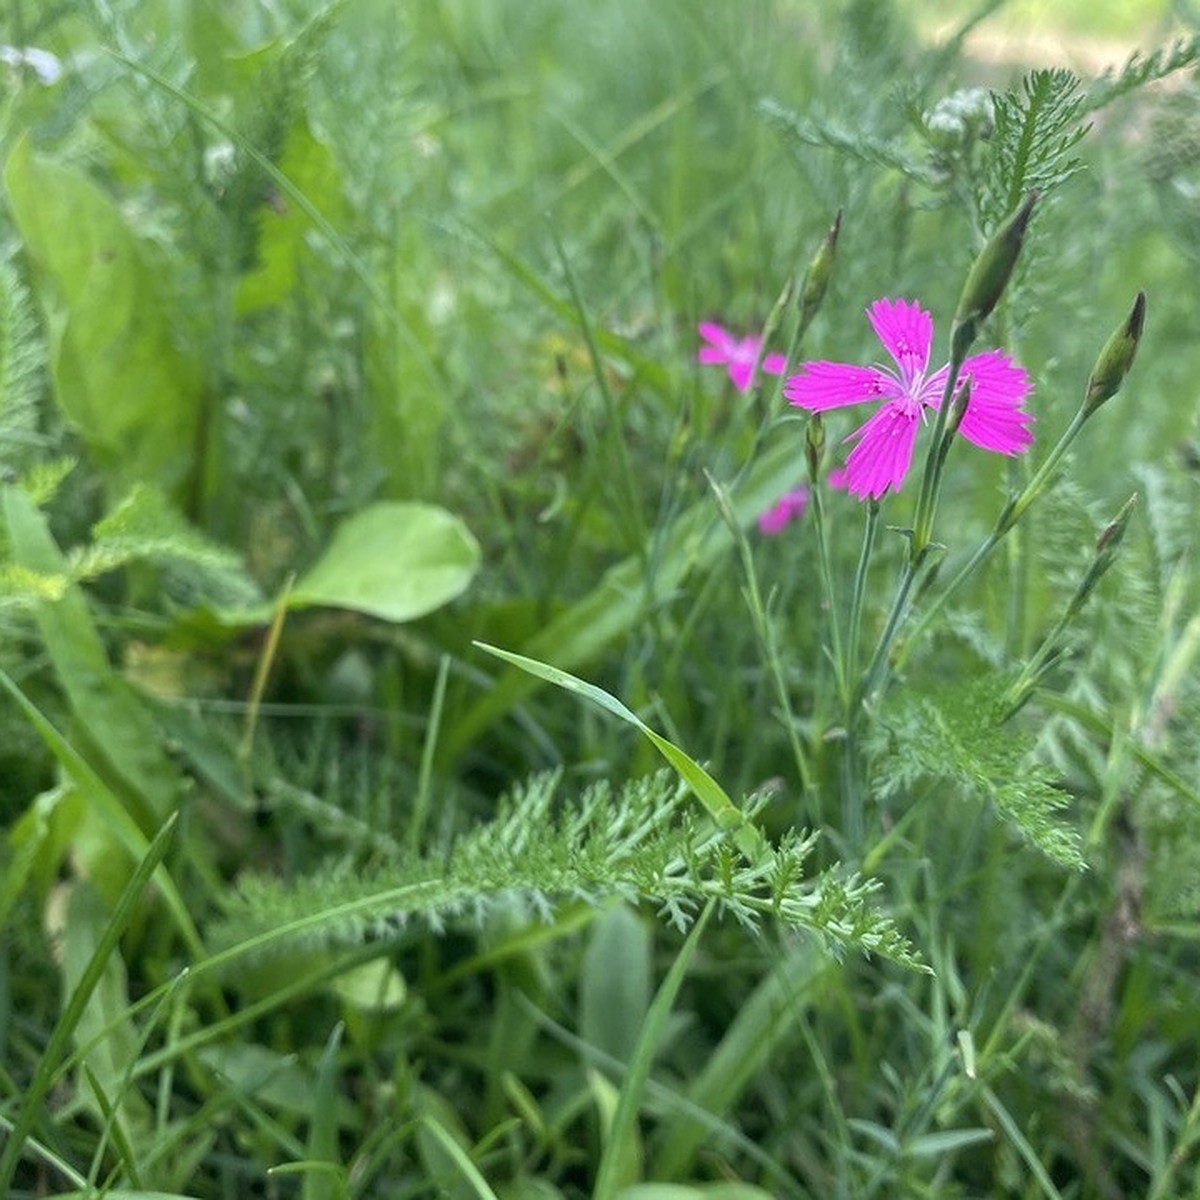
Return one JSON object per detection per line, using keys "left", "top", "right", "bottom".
{"left": 473, "top": 644, "right": 761, "bottom": 858}
{"left": 0, "top": 812, "right": 180, "bottom": 1194}
{"left": 593, "top": 901, "right": 714, "bottom": 1200}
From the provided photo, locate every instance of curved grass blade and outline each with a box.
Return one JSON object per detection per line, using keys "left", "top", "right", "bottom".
{"left": 473, "top": 643, "right": 762, "bottom": 858}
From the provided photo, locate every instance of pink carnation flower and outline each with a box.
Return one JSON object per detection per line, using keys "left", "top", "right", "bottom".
{"left": 783, "top": 298, "right": 1033, "bottom": 500}
{"left": 757, "top": 486, "right": 810, "bottom": 535}
{"left": 698, "top": 322, "right": 787, "bottom": 393}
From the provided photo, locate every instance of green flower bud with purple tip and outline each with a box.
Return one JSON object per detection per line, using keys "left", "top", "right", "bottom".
{"left": 1084, "top": 291, "right": 1147, "bottom": 416}
{"left": 799, "top": 210, "right": 842, "bottom": 322}
{"left": 952, "top": 191, "right": 1038, "bottom": 359}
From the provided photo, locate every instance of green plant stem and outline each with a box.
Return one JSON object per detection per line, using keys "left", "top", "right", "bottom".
{"left": 910, "top": 345, "right": 968, "bottom": 560}
{"left": 807, "top": 472, "right": 848, "bottom": 707}
{"left": 893, "top": 404, "right": 1091, "bottom": 672}
{"left": 728, "top": 503, "right": 814, "bottom": 793}
{"left": 854, "top": 552, "right": 925, "bottom": 711}
{"left": 846, "top": 500, "right": 881, "bottom": 689}
{"left": 1004, "top": 455, "right": 1032, "bottom": 659}
{"left": 852, "top": 352, "right": 966, "bottom": 711}
{"left": 838, "top": 501, "right": 880, "bottom": 846}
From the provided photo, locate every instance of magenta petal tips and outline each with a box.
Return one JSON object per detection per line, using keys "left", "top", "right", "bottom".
{"left": 783, "top": 298, "right": 1033, "bottom": 500}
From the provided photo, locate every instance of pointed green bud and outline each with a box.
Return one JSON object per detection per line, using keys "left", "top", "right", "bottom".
{"left": 799, "top": 209, "right": 842, "bottom": 321}
{"left": 1072, "top": 493, "right": 1137, "bottom": 612}
{"left": 946, "top": 377, "right": 972, "bottom": 439}
{"left": 952, "top": 191, "right": 1038, "bottom": 359}
{"left": 1084, "top": 291, "right": 1146, "bottom": 416}
{"left": 1095, "top": 492, "right": 1137, "bottom": 556}
{"left": 806, "top": 413, "right": 825, "bottom": 480}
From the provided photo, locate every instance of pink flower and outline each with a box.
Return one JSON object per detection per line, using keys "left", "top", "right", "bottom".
{"left": 698, "top": 322, "right": 787, "bottom": 393}
{"left": 757, "top": 486, "right": 810, "bottom": 535}
{"left": 783, "top": 298, "right": 1033, "bottom": 500}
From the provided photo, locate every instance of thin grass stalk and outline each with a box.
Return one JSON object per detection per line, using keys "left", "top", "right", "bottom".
{"left": 0, "top": 814, "right": 180, "bottom": 1194}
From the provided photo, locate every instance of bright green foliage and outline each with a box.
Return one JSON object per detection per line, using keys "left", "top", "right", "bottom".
{"left": 875, "top": 677, "right": 1085, "bottom": 868}
{"left": 1, "top": 1, "right": 1199, "bottom": 1197}
{"left": 215, "top": 771, "right": 922, "bottom": 969}
{"left": 977, "top": 68, "right": 1089, "bottom": 232}
{"left": 282, "top": 501, "right": 481, "bottom": 624}
{"left": 4, "top": 140, "right": 204, "bottom": 496}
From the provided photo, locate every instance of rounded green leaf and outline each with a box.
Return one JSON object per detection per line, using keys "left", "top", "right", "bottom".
{"left": 289, "top": 502, "right": 480, "bottom": 623}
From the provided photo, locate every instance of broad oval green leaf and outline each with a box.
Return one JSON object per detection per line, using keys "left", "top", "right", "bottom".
{"left": 289, "top": 502, "right": 480, "bottom": 623}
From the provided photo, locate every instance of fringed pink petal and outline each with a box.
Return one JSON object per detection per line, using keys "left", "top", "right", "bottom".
{"left": 866, "top": 298, "right": 933, "bottom": 382}
{"left": 761, "top": 352, "right": 788, "bottom": 376}
{"left": 958, "top": 350, "right": 1035, "bottom": 454}
{"left": 842, "top": 401, "right": 922, "bottom": 499}
{"left": 784, "top": 362, "right": 895, "bottom": 412}
{"left": 727, "top": 359, "right": 755, "bottom": 392}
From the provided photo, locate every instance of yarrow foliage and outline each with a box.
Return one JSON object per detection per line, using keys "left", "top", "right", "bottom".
{"left": 784, "top": 298, "right": 1034, "bottom": 500}
{"left": 697, "top": 321, "right": 786, "bottom": 392}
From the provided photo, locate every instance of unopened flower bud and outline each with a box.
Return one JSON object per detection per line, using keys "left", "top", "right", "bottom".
{"left": 952, "top": 191, "right": 1037, "bottom": 358}
{"left": 946, "top": 377, "right": 973, "bottom": 439}
{"left": 1095, "top": 493, "right": 1137, "bottom": 556}
{"left": 1084, "top": 291, "right": 1146, "bottom": 416}
{"left": 799, "top": 210, "right": 842, "bottom": 320}
{"left": 806, "top": 414, "right": 825, "bottom": 480}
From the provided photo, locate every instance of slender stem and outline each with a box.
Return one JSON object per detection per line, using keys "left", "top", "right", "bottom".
{"left": 851, "top": 347, "right": 968, "bottom": 711}
{"left": 846, "top": 500, "right": 881, "bottom": 692}
{"left": 841, "top": 719, "right": 864, "bottom": 852}
{"left": 1004, "top": 452, "right": 1032, "bottom": 659}
{"left": 728, "top": 500, "right": 814, "bottom": 794}
{"left": 910, "top": 345, "right": 968, "bottom": 559}
{"left": 894, "top": 405, "right": 1091, "bottom": 671}
{"left": 808, "top": 474, "right": 847, "bottom": 706}
{"left": 855, "top": 549, "right": 926, "bottom": 709}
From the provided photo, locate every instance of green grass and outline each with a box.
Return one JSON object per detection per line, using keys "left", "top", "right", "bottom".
{"left": 2, "top": 1, "right": 1200, "bottom": 1197}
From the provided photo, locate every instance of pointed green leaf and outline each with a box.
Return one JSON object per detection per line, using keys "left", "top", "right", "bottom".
{"left": 474, "top": 643, "right": 761, "bottom": 857}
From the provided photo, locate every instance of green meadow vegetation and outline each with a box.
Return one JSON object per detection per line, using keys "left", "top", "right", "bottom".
{"left": 2, "top": 1, "right": 1199, "bottom": 1196}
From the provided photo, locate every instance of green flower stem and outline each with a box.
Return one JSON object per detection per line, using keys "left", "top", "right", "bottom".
{"left": 846, "top": 499, "right": 881, "bottom": 694}
{"left": 854, "top": 549, "right": 926, "bottom": 709}
{"left": 910, "top": 343, "right": 968, "bottom": 560}
{"left": 1004, "top": 454, "right": 1033, "bottom": 659}
{"left": 722, "top": 481, "right": 815, "bottom": 794}
{"left": 894, "top": 404, "right": 1092, "bottom": 672}
{"left": 807, "top": 462, "right": 848, "bottom": 707}
{"left": 851, "top": 346, "right": 967, "bottom": 710}
{"left": 749, "top": 275, "right": 794, "bottom": 410}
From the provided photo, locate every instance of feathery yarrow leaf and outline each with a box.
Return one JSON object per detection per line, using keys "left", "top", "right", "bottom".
{"left": 758, "top": 97, "right": 934, "bottom": 183}
{"left": 215, "top": 771, "right": 924, "bottom": 969}
{"left": 979, "top": 69, "right": 1089, "bottom": 232}
{"left": 1086, "top": 34, "right": 1200, "bottom": 113}
{"left": 876, "top": 678, "right": 1085, "bottom": 868}
{"left": 0, "top": 258, "right": 45, "bottom": 470}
